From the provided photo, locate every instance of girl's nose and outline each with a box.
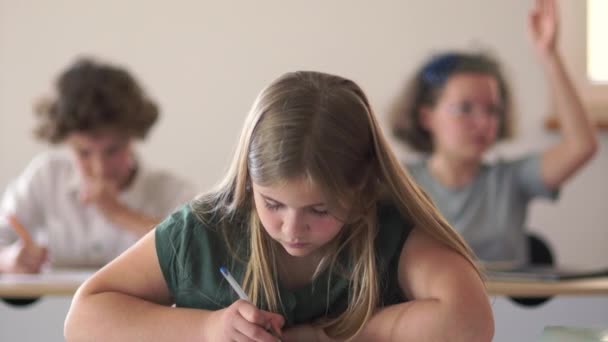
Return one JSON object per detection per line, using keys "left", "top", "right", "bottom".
{"left": 472, "top": 108, "right": 498, "bottom": 129}
{"left": 283, "top": 210, "right": 307, "bottom": 236}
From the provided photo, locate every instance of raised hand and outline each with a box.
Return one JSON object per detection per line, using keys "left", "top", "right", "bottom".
{"left": 528, "top": 0, "right": 559, "bottom": 57}
{"left": 209, "top": 299, "right": 284, "bottom": 341}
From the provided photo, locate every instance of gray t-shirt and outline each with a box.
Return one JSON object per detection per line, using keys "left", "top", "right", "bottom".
{"left": 407, "top": 154, "right": 558, "bottom": 264}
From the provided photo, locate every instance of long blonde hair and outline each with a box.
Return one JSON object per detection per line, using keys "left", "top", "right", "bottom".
{"left": 192, "top": 71, "right": 477, "bottom": 340}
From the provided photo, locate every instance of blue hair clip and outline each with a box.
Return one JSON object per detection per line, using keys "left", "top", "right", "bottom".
{"left": 421, "top": 53, "right": 460, "bottom": 85}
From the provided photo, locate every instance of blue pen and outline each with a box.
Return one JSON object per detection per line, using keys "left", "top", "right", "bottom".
{"left": 219, "top": 266, "right": 251, "bottom": 302}
{"left": 220, "top": 266, "right": 282, "bottom": 341}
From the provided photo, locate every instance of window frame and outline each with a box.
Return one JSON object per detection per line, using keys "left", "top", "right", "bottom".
{"left": 545, "top": 0, "right": 608, "bottom": 130}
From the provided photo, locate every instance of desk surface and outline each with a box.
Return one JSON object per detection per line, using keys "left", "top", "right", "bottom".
{"left": 0, "top": 270, "right": 93, "bottom": 297}
{"left": 486, "top": 277, "right": 608, "bottom": 297}
{"left": 1, "top": 271, "right": 608, "bottom": 298}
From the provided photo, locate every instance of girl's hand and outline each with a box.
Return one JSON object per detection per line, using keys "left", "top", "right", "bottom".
{"left": 282, "top": 324, "right": 331, "bottom": 342}
{"left": 1, "top": 241, "right": 48, "bottom": 273}
{"left": 209, "top": 299, "right": 285, "bottom": 341}
{"left": 528, "top": 0, "right": 559, "bottom": 58}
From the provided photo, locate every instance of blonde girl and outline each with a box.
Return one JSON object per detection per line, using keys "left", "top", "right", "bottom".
{"left": 66, "top": 71, "right": 493, "bottom": 341}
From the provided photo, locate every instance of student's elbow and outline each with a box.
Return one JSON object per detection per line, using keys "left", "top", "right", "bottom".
{"left": 574, "top": 131, "right": 599, "bottom": 165}
{"left": 64, "top": 288, "right": 85, "bottom": 341}
{"left": 466, "top": 305, "right": 494, "bottom": 342}
{"left": 64, "top": 316, "right": 80, "bottom": 342}
{"left": 450, "top": 308, "right": 494, "bottom": 341}
{"left": 481, "top": 319, "right": 495, "bottom": 342}
{"left": 64, "top": 281, "right": 96, "bottom": 341}
{"left": 450, "top": 292, "right": 494, "bottom": 342}
{"left": 582, "top": 134, "right": 599, "bottom": 163}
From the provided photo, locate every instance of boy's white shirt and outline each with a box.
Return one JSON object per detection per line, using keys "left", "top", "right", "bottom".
{"left": 0, "top": 149, "right": 197, "bottom": 268}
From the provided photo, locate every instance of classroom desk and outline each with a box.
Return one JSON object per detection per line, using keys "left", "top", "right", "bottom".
{"left": 0, "top": 270, "right": 93, "bottom": 298}
{"left": 1, "top": 270, "right": 608, "bottom": 298}
{"left": 3, "top": 272, "right": 606, "bottom": 342}
{"left": 485, "top": 276, "right": 608, "bottom": 297}
{"left": 485, "top": 277, "right": 608, "bottom": 341}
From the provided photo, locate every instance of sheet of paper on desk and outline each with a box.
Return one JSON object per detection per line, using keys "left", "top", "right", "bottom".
{"left": 540, "top": 326, "right": 608, "bottom": 342}
{"left": 0, "top": 269, "right": 95, "bottom": 284}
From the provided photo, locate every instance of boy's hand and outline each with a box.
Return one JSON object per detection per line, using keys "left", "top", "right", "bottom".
{"left": 0, "top": 241, "right": 48, "bottom": 273}
{"left": 80, "top": 178, "right": 121, "bottom": 215}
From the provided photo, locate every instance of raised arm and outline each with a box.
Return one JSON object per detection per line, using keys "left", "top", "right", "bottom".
{"left": 529, "top": 0, "right": 598, "bottom": 188}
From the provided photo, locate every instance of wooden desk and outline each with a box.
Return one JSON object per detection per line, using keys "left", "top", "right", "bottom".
{"left": 2, "top": 271, "right": 608, "bottom": 298}
{"left": 0, "top": 270, "right": 93, "bottom": 298}
{"left": 486, "top": 277, "right": 608, "bottom": 297}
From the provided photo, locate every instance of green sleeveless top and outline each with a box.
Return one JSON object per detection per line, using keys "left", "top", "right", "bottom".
{"left": 155, "top": 202, "right": 413, "bottom": 326}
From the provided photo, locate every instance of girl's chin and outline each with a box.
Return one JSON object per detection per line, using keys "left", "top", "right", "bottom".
{"left": 281, "top": 243, "right": 315, "bottom": 257}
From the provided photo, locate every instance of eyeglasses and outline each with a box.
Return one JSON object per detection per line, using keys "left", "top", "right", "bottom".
{"left": 443, "top": 101, "right": 503, "bottom": 121}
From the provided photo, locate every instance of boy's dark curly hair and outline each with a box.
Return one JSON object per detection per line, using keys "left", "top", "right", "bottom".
{"left": 34, "top": 58, "right": 159, "bottom": 143}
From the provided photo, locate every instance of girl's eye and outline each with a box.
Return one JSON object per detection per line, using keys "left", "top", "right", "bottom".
{"left": 309, "top": 208, "right": 329, "bottom": 216}
{"left": 447, "top": 101, "right": 473, "bottom": 116}
{"left": 264, "top": 202, "right": 282, "bottom": 211}
{"left": 457, "top": 102, "right": 474, "bottom": 115}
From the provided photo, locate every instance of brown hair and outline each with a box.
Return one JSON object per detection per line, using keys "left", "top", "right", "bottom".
{"left": 389, "top": 51, "right": 515, "bottom": 153}
{"left": 34, "top": 57, "right": 158, "bottom": 143}
{"left": 192, "top": 71, "right": 478, "bottom": 340}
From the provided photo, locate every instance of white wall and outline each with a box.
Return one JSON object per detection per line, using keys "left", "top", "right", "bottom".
{"left": 1, "top": 0, "right": 607, "bottom": 336}
{"left": 1, "top": 1, "right": 607, "bottom": 341}
{"left": 1, "top": 0, "right": 605, "bottom": 265}
{"left": 0, "top": 0, "right": 544, "bottom": 189}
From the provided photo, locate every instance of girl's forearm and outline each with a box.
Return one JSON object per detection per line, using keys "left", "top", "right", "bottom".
{"left": 352, "top": 300, "right": 444, "bottom": 342}
{"left": 543, "top": 52, "right": 597, "bottom": 155}
{"left": 65, "top": 291, "right": 214, "bottom": 341}
{"left": 315, "top": 299, "right": 492, "bottom": 342}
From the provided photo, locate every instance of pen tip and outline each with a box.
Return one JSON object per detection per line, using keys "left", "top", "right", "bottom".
{"left": 220, "top": 266, "right": 227, "bottom": 275}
